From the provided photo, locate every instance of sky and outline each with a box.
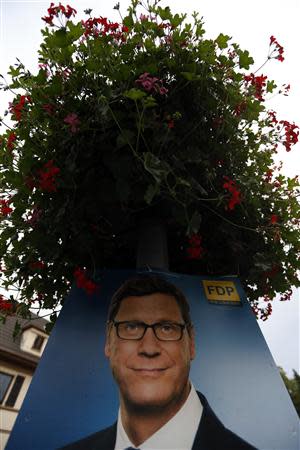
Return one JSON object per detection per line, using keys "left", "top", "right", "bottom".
{"left": 0, "top": 0, "right": 299, "bottom": 377}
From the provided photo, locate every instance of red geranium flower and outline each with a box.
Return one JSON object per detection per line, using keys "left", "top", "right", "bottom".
{"left": 38, "top": 160, "right": 60, "bottom": 192}
{"left": 74, "top": 267, "right": 98, "bottom": 295}
{"left": 223, "top": 176, "right": 241, "bottom": 210}
{"left": 187, "top": 234, "right": 204, "bottom": 260}
{"left": 0, "top": 199, "right": 13, "bottom": 216}
{"left": 270, "top": 214, "right": 278, "bottom": 224}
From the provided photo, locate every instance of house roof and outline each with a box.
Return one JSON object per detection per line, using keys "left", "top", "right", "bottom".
{"left": 0, "top": 313, "right": 49, "bottom": 370}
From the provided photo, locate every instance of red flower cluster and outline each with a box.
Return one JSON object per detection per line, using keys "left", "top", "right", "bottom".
{"left": 74, "top": 267, "right": 98, "bottom": 295}
{"left": 267, "top": 110, "right": 278, "bottom": 125}
{"left": 135, "top": 72, "right": 168, "bottom": 96}
{"left": 82, "top": 17, "right": 129, "bottom": 41}
{"left": 264, "top": 169, "right": 273, "bottom": 183}
{"left": 42, "top": 3, "right": 77, "bottom": 25}
{"left": 187, "top": 233, "right": 204, "bottom": 259}
{"left": 38, "top": 160, "right": 60, "bottom": 192}
{"left": 260, "top": 302, "right": 272, "bottom": 321}
{"left": 244, "top": 73, "right": 267, "bottom": 101}
{"left": 269, "top": 36, "right": 284, "bottom": 62}
{"left": 9, "top": 95, "right": 31, "bottom": 121}
{"left": 222, "top": 176, "right": 241, "bottom": 210}
{"left": 64, "top": 113, "right": 80, "bottom": 133}
{"left": 0, "top": 296, "right": 13, "bottom": 312}
{"left": 280, "top": 289, "right": 292, "bottom": 301}
{"left": 0, "top": 198, "right": 13, "bottom": 216}
{"left": 279, "top": 120, "right": 299, "bottom": 151}
{"left": 7, "top": 132, "right": 17, "bottom": 151}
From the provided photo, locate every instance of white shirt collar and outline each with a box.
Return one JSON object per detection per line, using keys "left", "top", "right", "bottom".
{"left": 115, "top": 382, "right": 203, "bottom": 450}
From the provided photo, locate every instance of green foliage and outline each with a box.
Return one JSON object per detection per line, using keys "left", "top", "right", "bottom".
{"left": 0, "top": 0, "right": 299, "bottom": 323}
{"left": 279, "top": 367, "right": 300, "bottom": 417}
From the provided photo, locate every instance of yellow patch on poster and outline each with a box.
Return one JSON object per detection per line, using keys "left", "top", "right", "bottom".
{"left": 202, "top": 280, "right": 241, "bottom": 304}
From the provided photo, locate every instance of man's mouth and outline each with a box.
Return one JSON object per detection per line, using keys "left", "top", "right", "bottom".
{"left": 132, "top": 368, "right": 167, "bottom": 376}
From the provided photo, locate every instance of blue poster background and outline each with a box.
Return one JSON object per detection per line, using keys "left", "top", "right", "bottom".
{"left": 6, "top": 269, "right": 299, "bottom": 450}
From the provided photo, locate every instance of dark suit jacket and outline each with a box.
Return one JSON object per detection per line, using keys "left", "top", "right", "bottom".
{"left": 59, "top": 391, "right": 258, "bottom": 450}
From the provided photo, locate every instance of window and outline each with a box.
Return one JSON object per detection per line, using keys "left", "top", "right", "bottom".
{"left": 0, "top": 371, "right": 13, "bottom": 404}
{"left": 5, "top": 375, "right": 25, "bottom": 407}
{"left": 32, "top": 334, "right": 45, "bottom": 351}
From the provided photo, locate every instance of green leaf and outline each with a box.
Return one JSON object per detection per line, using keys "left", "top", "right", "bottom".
{"left": 170, "top": 13, "right": 185, "bottom": 28}
{"left": 13, "top": 320, "right": 21, "bottom": 340}
{"left": 180, "top": 72, "right": 201, "bottom": 82}
{"left": 67, "top": 21, "right": 84, "bottom": 41}
{"left": 266, "top": 80, "right": 277, "bottom": 93}
{"left": 187, "top": 211, "right": 202, "bottom": 235}
{"left": 215, "top": 33, "right": 231, "bottom": 49}
{"left": 237, "top": 49, "right": 254, "bottom": 69}
{"left": 142, "top": 95, "right": 157, "bottom": 108}
{"left": 143, "top": 152, "right": 170, "bottom": 183}
{"left": 52, "top": 29, "right": 69, "bottom": 48}
{"left": 144, "top": 183, "right": 160, "bottom": 204}
{"left": 116, "top": 129, "right": 135, "bottom": 149}
{"left": 123, "top": 15, "right": 134, "bottom": 28}
{"left": 123, "top": 88, "right": 146, "bottom": 101}
{"left": 157, "top": 6, "right": 172, "bottom": 21}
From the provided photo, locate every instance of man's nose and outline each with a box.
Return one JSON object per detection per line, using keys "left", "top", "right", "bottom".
{"left": 138, "top": 326, "right": 161, "bottom": 355}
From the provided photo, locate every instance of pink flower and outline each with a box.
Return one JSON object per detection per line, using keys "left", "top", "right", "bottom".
{"left": 135, "top": 73, "right": 168, "bottom": 96}
{"left": 64, "top": 113, "right": 80, "bottom": 133}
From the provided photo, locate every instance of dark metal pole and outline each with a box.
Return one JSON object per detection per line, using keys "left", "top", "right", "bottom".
{"left": 136, "top": 219, "right": 169, "bottom": 270}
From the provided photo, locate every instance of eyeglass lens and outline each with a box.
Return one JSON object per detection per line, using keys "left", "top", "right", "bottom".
{"left": 117, "top": 322, "right": 183, "bottom": 340}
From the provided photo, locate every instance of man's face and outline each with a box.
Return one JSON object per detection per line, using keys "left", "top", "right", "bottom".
{"left": 104, "top": 293, "right": 195, "bottom": 412}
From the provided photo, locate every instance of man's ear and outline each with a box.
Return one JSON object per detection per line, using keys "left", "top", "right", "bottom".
{"left": 104, "top": 324, "right": 111, "bottom": 358}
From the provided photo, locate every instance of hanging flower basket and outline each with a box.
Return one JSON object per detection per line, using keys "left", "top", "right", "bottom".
{"left": 0, "top": 0, "right": 299, "bottom": 329}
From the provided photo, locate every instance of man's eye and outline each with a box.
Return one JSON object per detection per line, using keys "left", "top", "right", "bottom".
{"left": 161, "top": 324, "right": 174, "bottom": 333}
{"left": 125, "top": 322, "right": 139, "bottom": 330}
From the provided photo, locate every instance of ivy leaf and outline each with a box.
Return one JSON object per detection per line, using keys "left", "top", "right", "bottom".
{"left": 13, "top": 320, "right": 21, "bottom": 340}
{"left": 0, "top": 315, "right": 7, "bottom": 325}
{"left": 143, "top": 152, "right": 170, "bottom": 183}
{"left": 181, "top": 72, "right": 201, "bottom": 81}
{"left": 157, "top": 6, "right": 172, "bottom": 21}
{"left": 123, "top": 15, "right": 134, "bottom": 28}
{"left": 266, "top": 80, "right": 277, "bottom": 93}
{"left": 170, "top": 13, "right": 184, "bottom": 28}
{"left": 142, "top": 95, "right": 157, "bottom": 108}
{"left": 51, "top": 29, "right": 69, "bottom": 48}
{"left": 215, "top": 33, "right": 231, "bottom": 49}
{"left": 123, "top": 88, "right": 146, "bottom": 101}
{"left": 144, "top": 183, "right": 160, "bottom": 204}
{"left": 67, "top": 21, "right": 83, "bottom": 41}
{"left": 187, "top": 211, "right": 202, "bottom": 235}
{"left": 116, "top": 129, "right": 135, "bottom": 149}
{"left": 237, "top": 49, "right": 254, "bottom": 69}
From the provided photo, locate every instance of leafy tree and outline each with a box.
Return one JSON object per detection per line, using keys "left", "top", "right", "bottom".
{"left": 279, "top": 367, "right": 300, "bottom": 417}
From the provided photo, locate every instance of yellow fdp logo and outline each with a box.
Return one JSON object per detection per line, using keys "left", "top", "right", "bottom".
{"left": 202, "top": 280, "right": 241, "bottom": 304}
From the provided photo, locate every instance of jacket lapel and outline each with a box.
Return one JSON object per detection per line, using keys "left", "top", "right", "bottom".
{"left": 191, "top": 391, "right": 227, "bottom": 450}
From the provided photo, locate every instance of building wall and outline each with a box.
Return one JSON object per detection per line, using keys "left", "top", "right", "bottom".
{"left": 0, "top": 362, "right": 33, "bottom": 450}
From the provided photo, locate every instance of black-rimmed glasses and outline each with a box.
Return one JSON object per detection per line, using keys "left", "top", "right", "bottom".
{"left": 110, "top": 320, "right": 187, "bottom": 341}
